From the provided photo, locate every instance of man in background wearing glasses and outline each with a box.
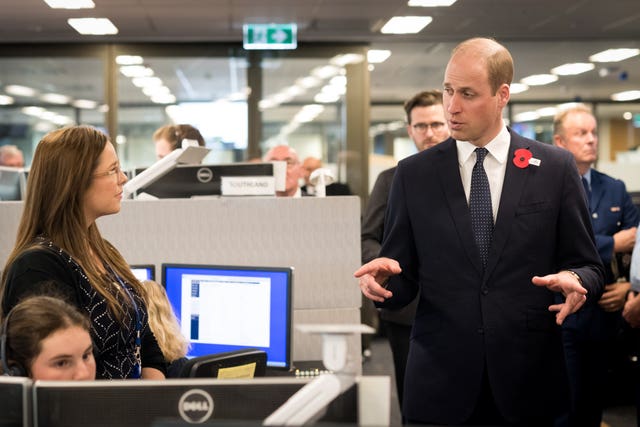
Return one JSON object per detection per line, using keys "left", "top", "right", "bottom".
{"left": 361, "top": 89, "right": 449, "bottom": 411}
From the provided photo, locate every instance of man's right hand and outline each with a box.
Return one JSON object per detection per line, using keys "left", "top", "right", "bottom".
{"left": 354, "top": 257, "right": 401, "bottom": 303}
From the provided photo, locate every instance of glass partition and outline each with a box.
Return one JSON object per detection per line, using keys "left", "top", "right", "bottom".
{"left": 0, "top": 57, "right": 104, "bottom": 166}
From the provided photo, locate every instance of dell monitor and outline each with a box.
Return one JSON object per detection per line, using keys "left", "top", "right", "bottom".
{"left": 162, "top": 264, "right": 293, "bottom": 370}
{"left": 135, "top": 163, "right": 274, "bottom": 199}
{"left": 0, "top": 166, "right": 27, "bottom": 201}
{"left": 130, "top": 264, "right": 155, "bottom": 281}
{"left": 32, "top": 378, "right": 333, "bottom": 427}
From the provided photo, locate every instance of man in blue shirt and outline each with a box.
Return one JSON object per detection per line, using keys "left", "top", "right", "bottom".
{"left": 554, "top": 104, "right": 640, "bottom": 426}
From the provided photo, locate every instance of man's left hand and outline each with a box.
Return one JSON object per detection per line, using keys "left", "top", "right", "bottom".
{"left": 532, "top": 271, "right": 588, "bottom": 325}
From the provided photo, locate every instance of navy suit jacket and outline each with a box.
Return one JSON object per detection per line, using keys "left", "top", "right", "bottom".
{"left": 378, "top": 130, "right": 604, "bottom": 424}
{"left": 563, "top": 168, "right": 639, "bottom": 338}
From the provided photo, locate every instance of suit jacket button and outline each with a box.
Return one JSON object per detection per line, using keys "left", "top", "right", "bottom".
{"left": 481, "top": 286, "right": 489, "bottom": 295}
{"left": 477, "top": 328, "right": 484, "bottom": 334}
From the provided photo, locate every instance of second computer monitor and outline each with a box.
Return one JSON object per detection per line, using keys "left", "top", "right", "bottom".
{"left": 162, "top": 264, "right": 293, "bottom": 370}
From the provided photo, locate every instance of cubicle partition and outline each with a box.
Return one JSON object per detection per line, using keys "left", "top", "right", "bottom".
{"left": 0, "top": 196, "right": 363, "bottom": 370}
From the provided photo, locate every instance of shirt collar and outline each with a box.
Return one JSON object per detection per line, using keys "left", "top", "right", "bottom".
{"left": 582, "top": 168, "right": 592, "bottom": 186}
{"left": 456, "top": 123, "right": 510, "bottom": 165}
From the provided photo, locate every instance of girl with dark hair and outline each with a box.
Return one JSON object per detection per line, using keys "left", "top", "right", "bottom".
{"left": 1, "top": 295, "right": 95, "bottom": 380}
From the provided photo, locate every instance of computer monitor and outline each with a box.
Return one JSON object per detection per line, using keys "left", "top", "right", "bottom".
{"left": 32, "top": 378, "right": 343, "bottom": 427}
{"left": 135, "top": 163, "right": 274, "bottom": 198}
{"left": 162, "top": 264, "right": 293, "bottom": 370}
{"left": 130, "top": 264, "right": 155, "bottom": 281}
{"left": 0, "top": 166, "right": 27, "bottom": 201}
{"left": 0, "top": 376, "right": 32, "bottom": 427}
{"left": 179, "top": 348, "right": 267, "bottom": 379}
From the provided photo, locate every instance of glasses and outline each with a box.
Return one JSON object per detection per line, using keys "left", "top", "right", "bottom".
{"left": 92, "top": 164, "right": 123, "bottom": 179}
{"left": 412, "top": 122, "right": 445, "bottom": 132}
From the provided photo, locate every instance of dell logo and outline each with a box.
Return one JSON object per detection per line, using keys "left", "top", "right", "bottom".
{"left": 178, "top": 389, "right": 214, "bottom": 423}
{"left": 196, "top": 167, "right": 213, "bottom": 183}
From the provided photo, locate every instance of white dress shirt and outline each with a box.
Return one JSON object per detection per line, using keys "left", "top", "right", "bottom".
{"left": 456, "top": 124, "right": 510, "bottom": 222}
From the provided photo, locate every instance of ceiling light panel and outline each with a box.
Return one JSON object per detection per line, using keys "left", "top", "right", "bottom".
{"left": 381, "top": 16, "right": 432, "bottom": 34}
{"left": 68, "top": 18, "right": 118, "bottom": 35}
{"left": 43, "top": 0, "right": 94, "bottom": 8}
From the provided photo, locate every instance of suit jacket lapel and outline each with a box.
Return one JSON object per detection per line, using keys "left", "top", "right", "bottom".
{"left": 435, "top": 139, "right": 484, "bottom": 274}
{"left": 484, "top": 133, "right": 529, "bottom": 279}
{"left": 589, "top": 170, "right": 604, "bottom": 213}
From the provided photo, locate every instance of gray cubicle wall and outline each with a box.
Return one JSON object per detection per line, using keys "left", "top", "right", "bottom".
{"left": 0, "top": 196, "right": 363, "bottom": 370}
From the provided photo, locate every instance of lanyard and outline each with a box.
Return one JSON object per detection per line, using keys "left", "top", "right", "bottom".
{"left": 106, "top": 264, "right": 142, "bottom": 379}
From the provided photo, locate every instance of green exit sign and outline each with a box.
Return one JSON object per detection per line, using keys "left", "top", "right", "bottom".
{"left": 243, "top": 24, "right": 297, "bottom": 50}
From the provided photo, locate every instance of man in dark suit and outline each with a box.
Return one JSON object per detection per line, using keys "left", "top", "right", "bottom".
{"left": 361, "top": 90, "right": 450, "bottom": 409}
{"left": 553, "top": 105, "right": 639, "bottom": 426}
{"left": 355, "top": 37, "right": 604, "bottom": 426}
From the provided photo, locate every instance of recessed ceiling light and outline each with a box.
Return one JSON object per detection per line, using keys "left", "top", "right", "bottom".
{"left": 536, "top": 107, "right": 558, "bottom": 117}
{"left": 150, "top": 94, "right": 176, "bottom": 104}
{"left": 120, "top": 65, "right": 154, "bottom": 78}
{"left": 40, "top": 93, "right": 71, "bottom": 104}
{"left": 68, "top": 18, "right": 118, "bottom": 35}
{"left": 367, "top": 50, "right": 392, "bottom": 64}
{"left": 520, "top": 74, "right": 559, "bottom": 86}
{"left": 509, "top": 83, "right": 529, "bottom": 94}
{"left": 589, "top": 48, "right": 640, "bottom": 63}
{"left": 5, "top": 85, "right": 38, "bottom": 97}
{"left": 43, "top": 0, "right": 94, "bottom": 9}
{"left": 72, "top": 99, "right": 98, "bottom": 109}
{"left": 514, "top": 111, "right": 540, "bottom": 122}
{"left": 551, "top": 62, "right": 595, "bottom": 76}
{"left": 611, "top": 90, "right": 640, "bottom": 101}
{"left": 408, "top": 0, "right": 457, "bottom": 6}
{"left": 116, "top": 55, "right": 144, "bottom": 65}
{"left": 0, "top": 95, "right": 14, "bottom": 105}
{"left": 381, "top": 16, "right": 432, "bottom": 34}
{"left": 330, "top": 53, "right": 364, "bottom": 66}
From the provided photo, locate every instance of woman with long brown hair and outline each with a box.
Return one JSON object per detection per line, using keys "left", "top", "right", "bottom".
{"left": 1, "top": 125, "right": 166, "bottom": 379}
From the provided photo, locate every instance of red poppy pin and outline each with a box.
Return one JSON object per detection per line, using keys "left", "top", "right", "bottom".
{"left": 513, "top": 148, "right": 540, "bottom": 168}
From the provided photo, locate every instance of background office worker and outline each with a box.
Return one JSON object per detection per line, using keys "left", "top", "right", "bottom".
{"left": 1, "top": 125, "right": 166, "bottom": 380}
{"left": 554, "top": 104, "right": 639, "bottom": 426}
{"left": 0, "top": 144, "right": 25, "bottom": 167}
{"left": 1, "top": 295, "right": 96, "bottom": 380}
{"left": 263, "top": 144, "right": 306, "bottom": 197}
{"left": 355, "top": 37, "right": 604, "bottom": 426}
{"left": 360, "top": 89, "right": 450, "bottom": 409}
{"left": 153, "top": 123, "right": 205, "bottom": 160}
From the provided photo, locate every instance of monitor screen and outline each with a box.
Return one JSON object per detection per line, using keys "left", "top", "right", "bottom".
{"left": 135, "top": 163, "right": 274, "bottom": 199}
{"left": 0, "top": 376, "right": 31, "bottom": 427}
{"left": 130, "top": 264, "right": 155, "bottom": 281}
{"left": 162, "top": 264, "right": 293, "bottom": 370}
{"left": 0, "top": 166, "right": 27, "bottom": 201}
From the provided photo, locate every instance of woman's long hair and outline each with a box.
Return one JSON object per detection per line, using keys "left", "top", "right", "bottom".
{"left": 1, "top": 125, "right": 144, "bottom": 321}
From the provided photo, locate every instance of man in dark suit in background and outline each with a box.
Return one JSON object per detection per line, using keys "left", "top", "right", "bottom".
{"left": 355, "top": 37, "right": 604, "bottom": 426}
{"left": 360, "top": 89, "right": 450, "bottom": 409}
{"left": 553, "top": 104, "right": 639, "bottom": 426}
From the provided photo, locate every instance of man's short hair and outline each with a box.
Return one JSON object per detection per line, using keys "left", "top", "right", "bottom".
{"left": 553, "top": 104, "right": 593, "bottom": 136}
{"left": 403, "top": 90, "right": 443, "bottom": 124}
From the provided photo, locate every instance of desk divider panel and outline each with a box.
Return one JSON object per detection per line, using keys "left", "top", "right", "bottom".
{"left": 0, "top": 197, "right": 363, "bottom": 369}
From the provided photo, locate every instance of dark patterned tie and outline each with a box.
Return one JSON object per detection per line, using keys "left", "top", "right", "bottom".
{"left": 470, "top": 147, "right": 493, "bottom": 268}
{"left": 581, "top": 176, "right": 591, "bottom": 209}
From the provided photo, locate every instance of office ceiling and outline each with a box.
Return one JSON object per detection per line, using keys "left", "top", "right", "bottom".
{"left": 0, "top": 0, "right": 639, "bottom": 120}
